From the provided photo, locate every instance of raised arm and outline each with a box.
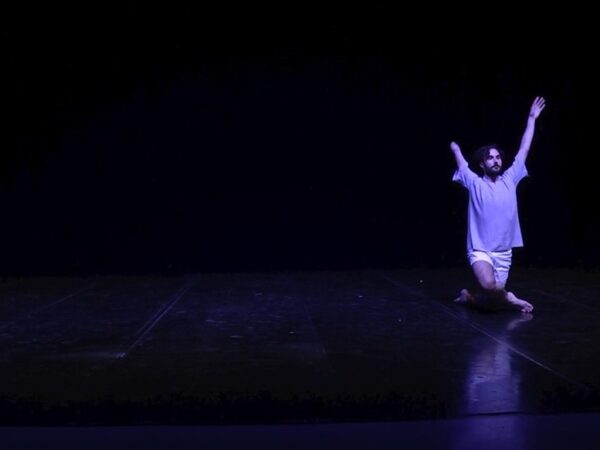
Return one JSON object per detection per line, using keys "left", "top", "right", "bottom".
{"left": 450, "top": 141, "right": 468, "bottom": 168}
{"left": 516, "top": 96, "right": 546, "bottom": 162}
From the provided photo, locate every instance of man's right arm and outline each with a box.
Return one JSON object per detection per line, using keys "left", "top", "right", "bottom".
{"left": 450, "top": 141, "right": 477, "bottom": 188}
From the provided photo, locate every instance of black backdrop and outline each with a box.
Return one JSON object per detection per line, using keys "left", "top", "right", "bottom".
{"left": 2, "top": 4, "right": 595, "bottom": 274}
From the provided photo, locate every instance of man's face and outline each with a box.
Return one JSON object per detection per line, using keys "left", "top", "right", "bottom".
{"left": 480, "top": 148, "right": 502, "bottom": 176}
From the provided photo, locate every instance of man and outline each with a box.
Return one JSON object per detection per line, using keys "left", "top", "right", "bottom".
{"left": 450, "top": 96, "right": 546, "bottom": 313}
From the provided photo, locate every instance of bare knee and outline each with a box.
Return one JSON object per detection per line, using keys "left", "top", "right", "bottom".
{"left": 479, "top": 279, "right": 497, "bottom": 291}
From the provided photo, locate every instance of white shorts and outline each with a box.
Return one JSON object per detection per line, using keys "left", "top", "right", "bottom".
{"left": 467, "top": 249, "right": 512, "bottom": 288}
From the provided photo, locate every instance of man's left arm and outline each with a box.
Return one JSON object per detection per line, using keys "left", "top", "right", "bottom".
{"left": 516, "top": 96, "right": 546, "bottom": 162}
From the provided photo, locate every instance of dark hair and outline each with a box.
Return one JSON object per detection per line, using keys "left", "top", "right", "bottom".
{"left": 472, "top": 144, "right": 506, "bottom": 175}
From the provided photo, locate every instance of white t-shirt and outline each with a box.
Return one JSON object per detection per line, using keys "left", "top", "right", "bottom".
{"left": 453, "top": 154, "right": 528, "bottom": 252}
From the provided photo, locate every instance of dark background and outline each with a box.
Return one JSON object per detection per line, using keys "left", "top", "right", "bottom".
{"left": 1, "top": 4, "right": 596, "bottom": 275}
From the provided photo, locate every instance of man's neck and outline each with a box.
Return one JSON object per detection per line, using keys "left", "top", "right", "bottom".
{"left": 483, "top": 174, "right": 499, "bottom": 183}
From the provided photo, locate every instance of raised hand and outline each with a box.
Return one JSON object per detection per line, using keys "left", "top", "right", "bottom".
{"left": 529, "top": 96, "right": 546, "bottom": 120}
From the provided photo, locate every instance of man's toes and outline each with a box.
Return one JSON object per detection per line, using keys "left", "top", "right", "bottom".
{"left": 521, "top": 304, "right": 533, "bottom": 313}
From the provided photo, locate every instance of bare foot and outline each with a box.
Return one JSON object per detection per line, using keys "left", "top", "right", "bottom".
{"left": 454, "top": 288, "right": 474, "bottom": 305}
{"left": 506, "top": 291, "right": 534, "bottom": 313}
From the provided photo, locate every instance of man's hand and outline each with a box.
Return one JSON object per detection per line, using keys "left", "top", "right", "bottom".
{"left": 450, "top": 141, "right": 467, "bottom": 168}
{"left": 529, "top": 96, "right": 546, "bottom": 120}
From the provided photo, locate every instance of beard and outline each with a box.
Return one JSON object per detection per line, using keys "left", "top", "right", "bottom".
{"left": 483, "top": 164, "right": 502, "bottom": 177}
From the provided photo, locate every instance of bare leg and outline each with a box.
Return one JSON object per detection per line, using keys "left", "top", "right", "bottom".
{"left": 455, "top": 260, "right": 533, "bottom": 314}
{"left": 469, "top": 260, "right": 534, "bottom": 313}
{"left": 469, "top": 260, "right": 506, "bottom": 309}
{"left": 471, "top": 260, "right": 498, "bottom": 293}
{"left": 466, "top": 261, "right": 524, "bottom": 312}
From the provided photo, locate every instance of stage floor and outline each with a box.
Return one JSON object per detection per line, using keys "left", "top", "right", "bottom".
{"left": 1, "top": 267, "right": 599, "bottom": 447}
